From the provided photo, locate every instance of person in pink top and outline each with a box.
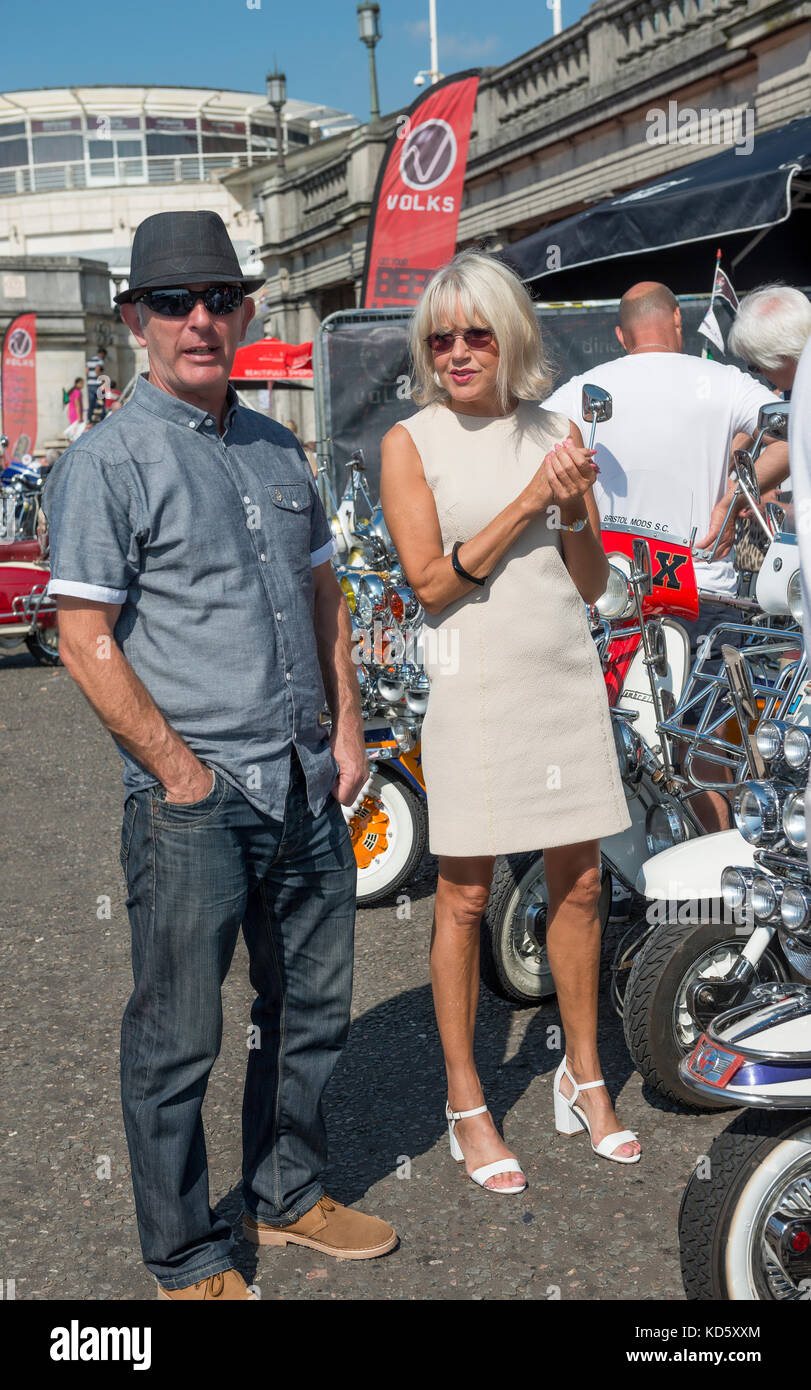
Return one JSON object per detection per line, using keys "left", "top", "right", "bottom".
{"left": 66, "top": 378, "right": 84, "bottom": 425}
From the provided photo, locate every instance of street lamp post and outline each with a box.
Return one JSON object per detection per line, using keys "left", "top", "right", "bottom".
{"left": 357, "top": 3, "right": 382, "bottom": 123}
{"left": 413, "top": 0, "right": 443, "bottom": 87}
{"left": 266, "top": 65, "right": 287, "bottom": 174}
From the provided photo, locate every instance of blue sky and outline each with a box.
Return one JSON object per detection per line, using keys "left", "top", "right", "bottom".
{"left": 3, "top": 0, "right": 592, "bottom": 119}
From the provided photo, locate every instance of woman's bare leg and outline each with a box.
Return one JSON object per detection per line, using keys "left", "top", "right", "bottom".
{"left": 430, "top": 854, "right": 525, "bottom": 1190}
{"left": 544, "top": 840, "right": 640, "bottom": 1159}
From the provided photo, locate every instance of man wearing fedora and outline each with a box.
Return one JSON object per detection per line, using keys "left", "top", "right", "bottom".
{"left": 43, "top": 210, "right": 397, "bottom": 1300}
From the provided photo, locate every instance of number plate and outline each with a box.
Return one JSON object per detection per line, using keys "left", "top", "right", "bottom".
{"left": 686, "top": 1034, "right": 745, "bottom": 1088}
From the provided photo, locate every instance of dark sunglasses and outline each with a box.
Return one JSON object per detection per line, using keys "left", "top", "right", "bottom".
{"left": 135, "top": 284, "right": 245, "bottom": 318}
{"left": 425, "top": 327, "right": 495, "bottom": 354}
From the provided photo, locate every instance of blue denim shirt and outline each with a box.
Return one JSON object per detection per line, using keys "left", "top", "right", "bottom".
{"left": 42, "top": 374, "right": 340, "bottom": 819}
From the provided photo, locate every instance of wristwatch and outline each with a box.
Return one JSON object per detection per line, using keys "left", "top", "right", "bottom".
{"left": 563, "top": 517, "right": 587, "bottom": 532}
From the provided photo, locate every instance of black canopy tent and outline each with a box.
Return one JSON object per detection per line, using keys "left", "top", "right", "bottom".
{"left": 503, "top": 115, "right": 811, "bottom": 298}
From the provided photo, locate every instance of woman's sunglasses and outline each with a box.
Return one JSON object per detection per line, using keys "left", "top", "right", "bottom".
{"left": 425, "top": 327, "right": 495, "bottom": 355}
{"left": 135, "top": 285, "right": 245, "bottom": 318}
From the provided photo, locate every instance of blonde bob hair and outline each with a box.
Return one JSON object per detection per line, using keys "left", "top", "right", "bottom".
{"left": 409, "top": 248, "right": 554, "bottom": 411}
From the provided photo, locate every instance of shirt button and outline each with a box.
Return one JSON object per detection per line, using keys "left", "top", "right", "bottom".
{"left": 203, "top": 416, "right": 212, "bottom": 427}
{"left": 285, "top": 671, "right": 291, "bottom": 681}
{"left": 292, "top": 500, "right": 299, "bottom": 509}
{"left": 243, "top": 495, "right": 251, "bottom": 504}
{"left": 276, "top": 610, "right": 282, "bottom": 619}
{"left": 260, "top": 553, "right": 266, "bottom": 561}
{"left": 187, "top": 420, "right": 196, "bottom": 428}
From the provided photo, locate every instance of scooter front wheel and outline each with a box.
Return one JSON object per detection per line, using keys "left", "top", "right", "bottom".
{"left": 25, "top": 625, "right": 60, "bottom": 665}
{"left": 623, "top": 916, "right": 789, "bottom": 1109}
{"left": 345, "top": 767, "right": 428, "bottom": 907}
{"left": 679, "top": 1112, "right": 811, "bottom": 1300}
{"left": 480, "top": 851, "right": 612, "bottom": 1007}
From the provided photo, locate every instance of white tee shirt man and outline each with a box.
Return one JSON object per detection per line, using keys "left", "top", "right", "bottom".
{"left": 544, "top": 353, "right": 777, "bottom": 596}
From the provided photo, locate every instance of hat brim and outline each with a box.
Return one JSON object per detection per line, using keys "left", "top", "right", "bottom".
{"left": 115, "top": 274, "right": 265, "bottom": 305}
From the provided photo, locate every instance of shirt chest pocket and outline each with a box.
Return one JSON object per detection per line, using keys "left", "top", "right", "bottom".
{"left": 264, "top": 481, "right": 312, "bottom": 569}
{"left": 266, "top": 481, "right": 312, "bottom": 516}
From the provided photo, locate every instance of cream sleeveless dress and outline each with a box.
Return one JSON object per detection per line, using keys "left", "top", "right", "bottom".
{"left": 399, "top": 400, "right": 631, "bottom": 856}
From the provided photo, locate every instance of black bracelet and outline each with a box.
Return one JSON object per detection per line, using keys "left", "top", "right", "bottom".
{"left": 451, "top": 539, "right": 487, "bottom": 586}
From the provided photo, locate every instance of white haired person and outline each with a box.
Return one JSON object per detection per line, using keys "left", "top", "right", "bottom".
{"left": 380, "top": 249, "right": 638, "bottom": 1193}
{"left": 728, "top": 285, "right": 811, "bottom": 395}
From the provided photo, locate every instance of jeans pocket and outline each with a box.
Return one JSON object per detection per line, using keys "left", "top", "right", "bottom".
{"left": 120, "top": 795, "right": 139, "bottom": 872}
{"left": 152, "top": 767, "right": 226, "bottom": 826}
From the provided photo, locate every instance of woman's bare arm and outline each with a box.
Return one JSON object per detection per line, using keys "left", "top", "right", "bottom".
{"left": 550, "top": 422, "right": 609, "bottom": 604}
{"left": 380, "top": 421, "right": 556, "bottom": 616}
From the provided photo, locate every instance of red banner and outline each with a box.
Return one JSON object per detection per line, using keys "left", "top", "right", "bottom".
{"left": 231, "top": 338, "right": 313, "bottom": 380}
{"left": 361, "top": 71, "right": 479, "bottom": 309}
{"left": 2, "top": 313, "right": 37, "bottom": 458}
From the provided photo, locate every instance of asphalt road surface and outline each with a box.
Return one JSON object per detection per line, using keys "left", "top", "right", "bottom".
{"left": 0, "top": 652, "right": 733, "bottom": 1302}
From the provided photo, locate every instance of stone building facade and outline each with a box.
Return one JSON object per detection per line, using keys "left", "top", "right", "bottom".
{"left": 0, "top": 256, "right": 135, "bottom": 448}
{"left": 231, "top": 0, "right": 809, "bottom": 434}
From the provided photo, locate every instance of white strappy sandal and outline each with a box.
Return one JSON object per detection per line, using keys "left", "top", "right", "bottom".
{"left": 445, "top": 1101, "right": 528, "bottom": 1193}
{"left": 553, "top": 1058, "right": 641, "bottom": 1164}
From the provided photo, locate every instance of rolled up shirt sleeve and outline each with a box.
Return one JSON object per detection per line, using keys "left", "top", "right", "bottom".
{"left": 42, "top": 447, "right": 141, "bottom": 603}
{"left": 307, "top": 471, "right": 337, "bottom": 568}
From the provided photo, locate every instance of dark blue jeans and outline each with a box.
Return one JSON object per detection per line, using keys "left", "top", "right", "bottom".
{"left": 119, "top": 748, "right": 356, "bottom": 1290}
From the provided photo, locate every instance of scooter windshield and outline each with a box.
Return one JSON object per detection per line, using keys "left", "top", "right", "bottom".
{"left": 595, "top": 466, "right": 694, "bottom": 545}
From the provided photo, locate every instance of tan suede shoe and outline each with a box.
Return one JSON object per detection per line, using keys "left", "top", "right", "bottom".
{"left": 243, "top": 1195, "right": 397, "bottom": 1260}
{"left": 157, "top": 1270, "right": 257, "bottom": 1300}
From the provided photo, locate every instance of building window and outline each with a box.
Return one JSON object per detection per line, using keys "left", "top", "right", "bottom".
{"left": 0, "top": 137, "right": 29, "bottom": 168}
{"left": 32, "top": 133, "right": 83, "bottom": 164}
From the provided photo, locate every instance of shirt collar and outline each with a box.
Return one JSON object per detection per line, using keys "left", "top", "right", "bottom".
{"left": 132, "top": 373, "right": 240, "bottom": 432}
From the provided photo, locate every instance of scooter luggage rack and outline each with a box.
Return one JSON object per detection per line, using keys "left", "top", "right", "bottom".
{"left": 656, "top": 619, "right": 806, "bottom": 792}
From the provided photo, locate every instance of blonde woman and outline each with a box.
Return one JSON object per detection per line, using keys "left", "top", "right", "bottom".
{"left": 380, "top": 250, "right": 639, "bottom": 1193}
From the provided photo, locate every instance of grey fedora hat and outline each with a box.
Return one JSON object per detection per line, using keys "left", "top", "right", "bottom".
{"left": 114, "top": 209, "right": 265, "bottom": 304}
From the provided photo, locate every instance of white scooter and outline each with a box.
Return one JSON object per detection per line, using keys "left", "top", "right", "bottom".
{"left": 622, "top": 406, "right": 811, "bottom": 1106}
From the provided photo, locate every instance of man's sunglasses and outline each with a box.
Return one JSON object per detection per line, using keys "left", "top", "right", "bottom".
{"left": 135, "top": 285, "right": 245, "bottom": 318}
{"left": 425, "top": 327, "right": 495, "bottom": 354}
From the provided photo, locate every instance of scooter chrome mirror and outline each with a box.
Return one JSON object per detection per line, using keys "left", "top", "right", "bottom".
{"left": 581, "top": 384, "right": 612, "bottom": 451}
{"left": 733, "top": 448, "right": 761, "bottom": 507}
{"left": 765, "top": 502, "right": 785, "bottom": 536}
{"left": 631, "top": 537, "right": 653, "bottom": 597}
{"left": 756, "top": 400, "right": 790, "bottom": 444}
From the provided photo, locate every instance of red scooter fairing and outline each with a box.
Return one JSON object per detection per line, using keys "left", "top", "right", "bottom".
{"left": 599, "top": 525, "right": 698, "bottom": 708}
{"left": 600, "top": 526, "right": 699, "bottom": 622}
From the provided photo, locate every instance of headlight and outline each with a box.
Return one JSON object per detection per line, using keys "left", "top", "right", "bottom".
{"left": 613, "top": 718, "right": 643, "bottom": 784}
{"left": 781, "top": 883, "right": 811, "bottom": 933}
{"left": 784, "top": 725, "right": 811, "bottom": 774}
{"left": 378, "top": 675, "right": 405, "bottom": 703}
{"left": 755, "top": 719, "right": 785, "bottom": 765}
{"left": 359, "top": 573, "right": 389, "bottom": 621}
{"left": 645, "top": 802, "right": 688, "bottom": 856}
{"left": 340, "top": 573, "right": 358, "bottom": 613}
{"left": 751, "top": 873, "right": 781, "bottom": 920}
{"left": 788, "top": 569, "right": 803, "bottom": 624}
{"left": 391, "top": 718, "right": 417, "bottom": 751}
{"left": 733, "top": 781, "right": 781, "bottom": 846}
{"left": 596, "top": 564, "right": 633, "bottom": 620}
{"left": 386, "top": 586, "right": 404, "bottom": 624}
{"left": 782, "top": 789, "right": 807, "bottom": 851}
{"left": 720, "top": 865, "right": 752, "bottom": 914}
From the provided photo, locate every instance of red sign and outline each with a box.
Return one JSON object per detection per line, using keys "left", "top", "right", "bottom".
{"left": 231, "top": 338, "right": 313, "bottom": 381}
{"left": 361, "top": 71, "right": 480, "bottom": 309}
{"left": 2, "top": 313, "right": 37, "bottom": 459}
